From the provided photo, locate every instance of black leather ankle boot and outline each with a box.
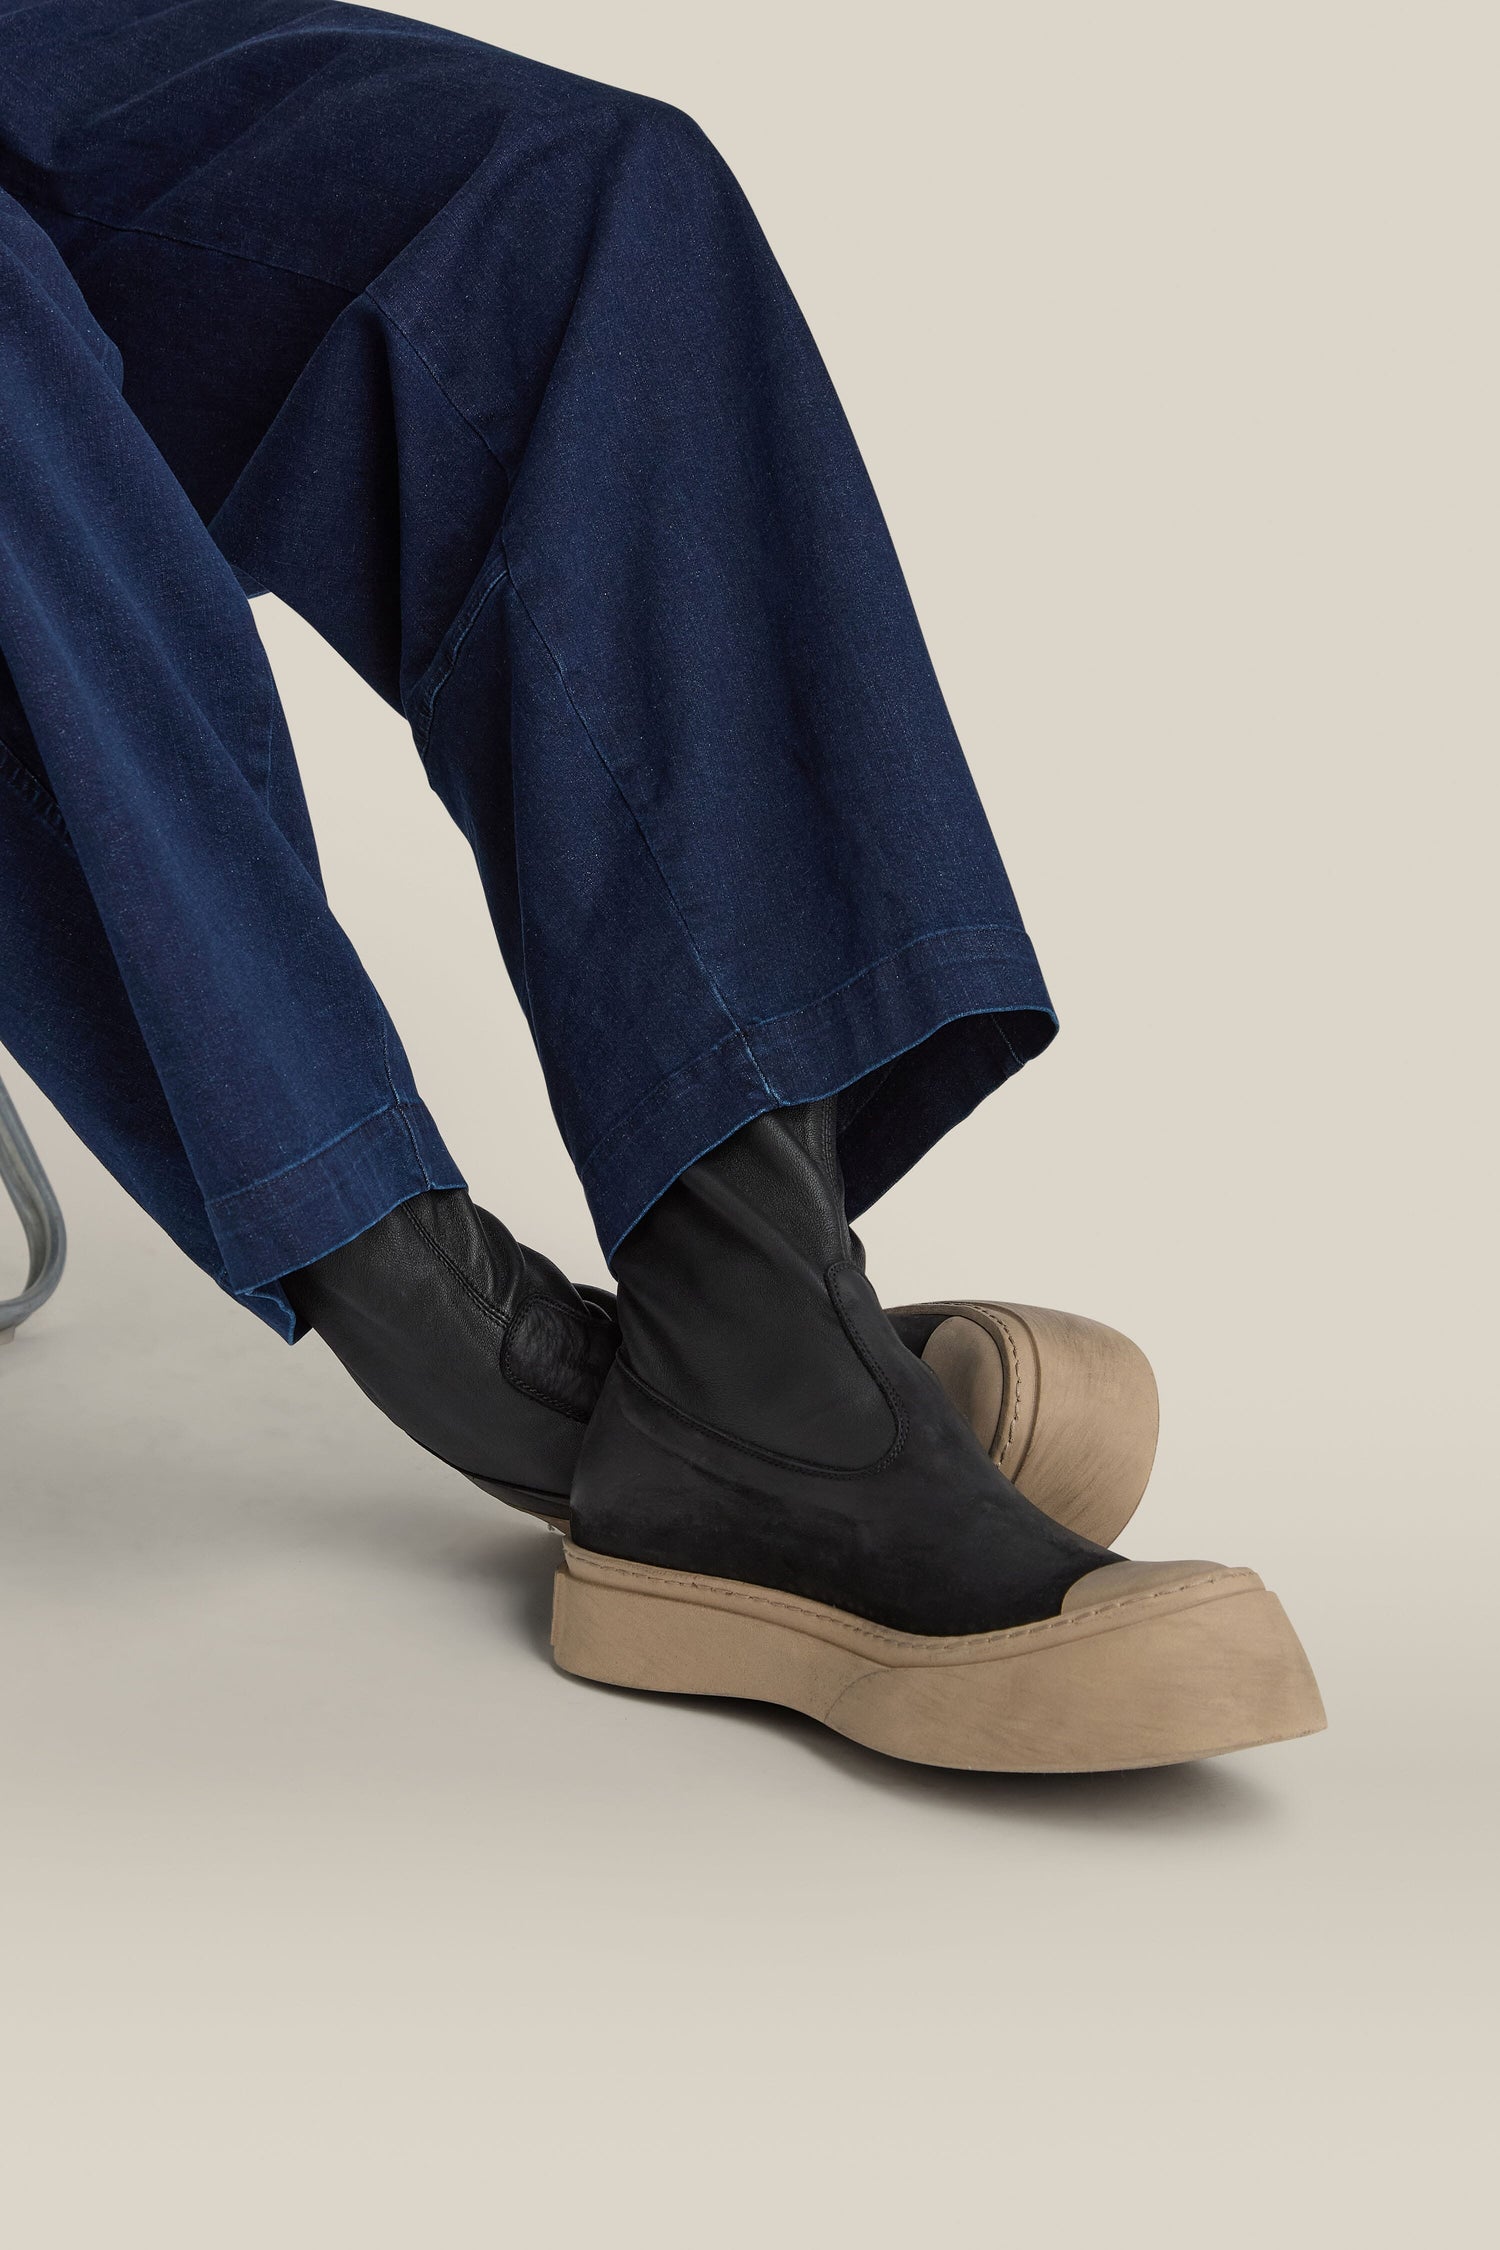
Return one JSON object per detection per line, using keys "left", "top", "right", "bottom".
{"left": 569, "top": 1100, "right": 1116, "bottom": 1634}
{"left": 284, "top": 1189, "right": 619, "bottom": 1522}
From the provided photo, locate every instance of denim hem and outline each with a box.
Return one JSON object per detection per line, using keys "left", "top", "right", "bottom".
{"left": 205, "top": 1095, "right": 464, "bottom": 1321}
{"left": 580, "top": 922, "right": 1058, "bottom": 1263}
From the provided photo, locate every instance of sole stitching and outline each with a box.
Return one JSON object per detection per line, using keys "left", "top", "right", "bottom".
{"left": 563, "top": 1550, "right": 1258, "bottom": 1655}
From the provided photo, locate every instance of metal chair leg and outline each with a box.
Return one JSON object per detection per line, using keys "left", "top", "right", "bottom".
{"left": 0, "top": 1070, "right": 66, "bottom": 1340}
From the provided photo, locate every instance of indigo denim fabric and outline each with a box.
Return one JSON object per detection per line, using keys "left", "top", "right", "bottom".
{"left": 0, "top": 1, "right": 1057, "bottom": 1342}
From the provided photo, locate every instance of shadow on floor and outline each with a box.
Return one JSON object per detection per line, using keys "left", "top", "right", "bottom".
{"left": 0, "top": 1450, "right": 1295, "bottom": 1837}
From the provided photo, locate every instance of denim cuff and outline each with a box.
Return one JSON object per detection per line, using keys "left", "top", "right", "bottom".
{"left": 578, "top": 921, "right": 1058, "bottom": 1264}
{"left": 206, "top": 1096, "right": 464, "bottom": 1338}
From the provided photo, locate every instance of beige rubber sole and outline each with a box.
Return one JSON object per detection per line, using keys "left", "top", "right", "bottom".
{"left": 552, "top": 1544, "right": 1326, "bottom": 1772}
{"left": 900, "top": 1300, "right": 1160, "bottom": 1547}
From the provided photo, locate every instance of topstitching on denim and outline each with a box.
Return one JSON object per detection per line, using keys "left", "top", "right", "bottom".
{"left": 494, "top": 533, "right": 779, "bottom": 1114}
{"left": 375, "top": 1005, "right": 431, "bottom": 1185}
{"left": 203, "top": 1096, "right": 423, "bottom": 1215}
{"left": 0, "top": 735, "right": 73, "bottom": 852}
{"left": 741, "top": 922, "right": 1035, "bottom": 1032}
{"left": 0, "top": 192, "right": 356, "bottom": 296}
{"left": 407, "top": 544, "right": 512, "bottom": 754}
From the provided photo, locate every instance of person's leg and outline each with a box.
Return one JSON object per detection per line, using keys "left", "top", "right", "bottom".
{"left": 0, "top": 6, "right": 1320, "bottom": 1762}
{"left": 0, "top": 183, "right": 459, "bottom": 1338}
{"left": 0, "top": 7, "right": 1151, "bottom": 1541}
{"left": 0, "top": 181, "right": 619, "bottom": 1503}
{"left": 0, "top": 0, "right": 1053, "bottom": 1258}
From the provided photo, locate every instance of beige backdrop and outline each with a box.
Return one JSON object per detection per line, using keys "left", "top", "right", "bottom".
{"left": 2, "top": 4, "right": 1494, "bottom": 2244}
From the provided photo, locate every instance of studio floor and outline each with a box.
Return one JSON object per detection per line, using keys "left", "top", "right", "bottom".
{"left": 2, "top": 1122, "right": 1492, "bottom": 2250}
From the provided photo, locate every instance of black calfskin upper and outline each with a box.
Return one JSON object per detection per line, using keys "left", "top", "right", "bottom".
{"left": 573, "top": 1101, "right": 1116, "bottom": 1636}
{"left": 284, "top": 1188, "right": 618, "bottom": 1501}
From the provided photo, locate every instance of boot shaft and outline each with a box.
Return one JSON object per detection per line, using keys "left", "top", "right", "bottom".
{"left": 609, "top": 1099, "right": 896, "bottom": 1470}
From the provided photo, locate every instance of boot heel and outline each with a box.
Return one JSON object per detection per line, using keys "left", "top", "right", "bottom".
{"left": 909, "top": 1301, "right": 1159, "bottom": 1546}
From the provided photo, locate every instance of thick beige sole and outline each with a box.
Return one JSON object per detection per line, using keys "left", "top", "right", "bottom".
{"left": 898, "top": 1300, "right": 1160, "bottom": 1548}
{"left": 552, "top": 1545, "right": 1326, "bottom": 1772}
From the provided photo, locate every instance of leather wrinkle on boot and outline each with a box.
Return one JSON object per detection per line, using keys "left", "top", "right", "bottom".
{"left": 285, "top": 1187, "right": 618, "bottom": 1497}
{"left": 400, "top": 1196, "right": 614, "bottom": 1423}
{"left": 502, "top": 1292, "right": 617, "bottom": 1424}
{"left": 609, "top": 1269, "right": 909, "bottom": 1481}
{"left": 609, "top": 1100, "right": 901, "bottom": 1472}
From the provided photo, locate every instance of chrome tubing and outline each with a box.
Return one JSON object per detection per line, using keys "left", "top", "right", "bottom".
{"left": 0, "top": 1070, "right": 66, "bottom": 1339}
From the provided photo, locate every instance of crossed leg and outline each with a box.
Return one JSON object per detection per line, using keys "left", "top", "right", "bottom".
{"left": 0, "top": 2, "right": 1322, "bottom": 1769}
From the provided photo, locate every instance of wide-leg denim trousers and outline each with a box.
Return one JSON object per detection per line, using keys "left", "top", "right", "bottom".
{"left": 0, "top": 1, "right": 1056, "bottom": 1340}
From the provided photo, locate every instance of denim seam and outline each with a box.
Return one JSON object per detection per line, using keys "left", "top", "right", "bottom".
{"left": 357, "top": 314, "right": 520, "bottom": 753}
{"left": 0, "top": 737, "right": 76, "bottom": 855}
{"left": 402, "top": 545, "right": 542, "bottom": 1030}
{"left": 10, "top": 195, "right": 354, "bottom": 295}
{"left": 571, "top": 1026, "right": 751, "bottom": 1175}
{"left": 204, "top": 1096, "right": 425, "bottom": 1213}
{"left": 0, "top": 85, "right": 662, "bottom": 318}
{"left": 370, "top": 298, "right": 510, "bottom": 484}
{"left": 407, "top": 548, "right": 513, "bottom": 754}
{"left": 493, "top": 537, "right": 779, "bottom": 1113}
{"left": 258, "top": 670, "right": 276, "bottom": 810}
{"left": 365, "top": 97, "right": 677, "bottom": 496}
{"left": 509, "top": 737, "right": 539, "bottom": 1036}
{"left": 376, "top": 1009, "right": 430, "bottom": 1181}
{"left": 992, "top": 1019, "right": 1026, "bottom": 1072}
{"left": 368, "top": 319, "right": 734, "bottom": 1072}
{"left": 741, "top": 922, "right": 1035, "bottom": 1032}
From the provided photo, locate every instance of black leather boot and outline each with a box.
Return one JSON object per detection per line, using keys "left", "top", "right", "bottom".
{"left": 283, "top": 1176, "right": 1160, "bottom": 1543}
{"left": 570, "top": 1099, "right": 1113, "bottom": 1635}
{"left": 558, "top": 1100, "right": 1326, "bottom": 1771}
{"left": 283, "top": 1189, "right": 619, "bottom": 1523}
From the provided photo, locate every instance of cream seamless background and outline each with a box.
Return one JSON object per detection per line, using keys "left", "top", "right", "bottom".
{"left": 2, "top": 5, "right": 1494, "bottom": 2245}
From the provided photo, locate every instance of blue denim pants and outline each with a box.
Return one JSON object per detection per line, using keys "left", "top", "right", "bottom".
{"left": 0, "top": 1, "right": 1056, "bottom": 1341}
